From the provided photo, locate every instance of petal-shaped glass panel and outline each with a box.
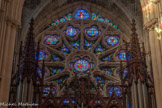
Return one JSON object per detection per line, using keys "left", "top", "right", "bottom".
{"left": 85, "top": 26, "right": 100, "bottom": 37}
{"left": 74, "top": 9, "right": 90, "bottom": 19}
{"left": 118, "top": 50, "right": 130, "bottom": 61}
{"left": 108, "top": 87, "right": 121, "bottom": 96}
{"left": 36, "top": 51, "right": 48, "bottom": 61}
{"left": 66, "top": 26, "right": 79, "bottom": 37}
{"left": 105, "top": 36, "right": 119, "bottom": 46}
{"left": 44, "top": 35, "right": 59, "bottom": 45}
{"left": 43, "top": 86, "right": 56, "bottom": 96}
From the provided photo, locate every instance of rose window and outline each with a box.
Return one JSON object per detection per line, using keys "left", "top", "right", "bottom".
{"left": 36, "top": 9, "right": 129, "bottom": 97}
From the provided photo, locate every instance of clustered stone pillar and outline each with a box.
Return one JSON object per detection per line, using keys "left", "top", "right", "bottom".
{"left": 0, "top": 0, "right": 24, "bottom": 106}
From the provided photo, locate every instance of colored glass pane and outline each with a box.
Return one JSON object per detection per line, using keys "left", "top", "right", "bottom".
{"left": 49, "top": 67, "right": 64, "bottom": 75}
{"left": 43, "top": 86, "right": 56, "bottom": 96}
{"left": 46, "top": 13, "right": 72, "bottom": 29}
{"left": 96, "top": 76, "right": 105, "bottom": 87}
{"left": 102, "top": 54, "right": 113, "bottom": 62}
{"left": 66, "top": 26, "right": 79, "bottom": 37}
{"left": 74, "top": 60, "right": 89, "bottom": 72}
{"left": 36, "top": 51, "right": 48, "bottom": 61}
{"left": 37, "top": 68, "right": 47, "bottom": 77}
{"left": 54, "top": 76, "right": 69, "bottom": 88}
{"left": 74, "top": 9, "right": 90, "bottom": 19}
{"left": 94, "top": 44, "right": 105, "bottom": 54}
{"left": 117, "top": 69, "right": 127, "bottom": 79}
{"left": 108, "top": 87, "right": 121, "bottom": 96}
{"left": 118, "top": 50, "right": 130, "bottom": 61}
{"left": 86, "top": 27, "right": 100, "bottom": 37}
{"left": 70, "top": 41, "right": 80, "bottom": 49}
{"left": 44, "top": 35, "right": 59, "bottom": 45}
{"left": 51, "top": 55, "right": 61, "bottom": 62}
{"left": 92, "top": 13, "right": 120, "bottom": 31}
{"left": 106, "top": 36, "right": 119, "bottom": 46}
{"left": 101, "top": 68, "right": 115, "bottom": 75}
{"left": 84, "top": 40, "right": 94, "bottom": 49}
{"left": 61, "top": 44, "right": 70, "bottom": 54}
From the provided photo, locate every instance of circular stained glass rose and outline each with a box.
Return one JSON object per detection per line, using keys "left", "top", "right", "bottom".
{"left": 74, "top": 60, "right": 89, "bottom": 72}
{"left": 66, "top": 27, "right": 78, "bottom": 37}
{"left": 106, "top": 36, "right": 119, "bottom": 45}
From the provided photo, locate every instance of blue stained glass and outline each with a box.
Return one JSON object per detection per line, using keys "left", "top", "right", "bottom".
{"left": 94, "top": 44, "right": 105, "bottom": 54}
{"left": 108, "top": 87, "right": 121, "bottom": 96}
{"left": 74, "top": 9, "right": 90, "bottom": 19}
{"left": 117, "top": 69, "right": 127, "bottom": 79}
{"left": 92, "top": 13, "right": 120, "bottom": 31}
{"left": 101, "top": 68, "right": 115, "bottom": 75}
{"left": 106, "top": 36, "right": 119, "bottom": 46}
{"left": 37, "top": 68, "right": 47, "bottom": 77}
{"left": 44, "top": 35, "right": 59, "bottom": 45}
{"left": 63, "top": 99, "right": 69, "bottom": 103}
{"left": 71, "top": 41, "right": 80, "bottom": 49}
{"left": 61, "top": 44, "right": 70, "bottom": 54}
{"left": 49, "top": 68, "right": 64, "bottom": 75}
{"left": 118, "top": 50, "right": 130, "bottom": 61}
{"left": 103, "top": 54, "right": 113, "bottom": 62}
{"left": 86, "top": 27, "right": 100, "bottom": 37}
{"left": 45, "top": 13, "right": 72, "bottom": 29}
{"left": 66, "top": 26, "right": 79, "bottom": 37}
{"left": 74, "top": 60, "right": 89, "bottom": 72}
{"left": 63, "top": 99, "right": 75, "bottom": 104}
{"left": 84, "top": 40, "right": 94, "bottom": 49}
{"left": 36, "top": 51, "right": 48, "bottom": 61}
{"left": 43, "top": 86, "right": 56, "bottom": 96}
{"left": 51, "top": 55, "right": 61, "bottom": 62}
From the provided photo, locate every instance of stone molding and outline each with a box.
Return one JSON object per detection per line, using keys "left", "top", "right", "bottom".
{"left": 144, "top": 18, "right": 158, "bottom": 30}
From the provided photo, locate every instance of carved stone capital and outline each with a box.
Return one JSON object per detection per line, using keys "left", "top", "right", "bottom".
{"left": 6, "top": 16, "right": 21, "bottom": 28}
{"left": 144, "top": 18, "right": 158, "bottom": 31}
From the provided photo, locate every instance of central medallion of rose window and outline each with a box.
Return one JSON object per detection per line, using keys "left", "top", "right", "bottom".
{"left": 69, "top": 55, "right": 95, "bottom": 74}
{"left": 74, "top": 60, "right": 90, "bottom": 72}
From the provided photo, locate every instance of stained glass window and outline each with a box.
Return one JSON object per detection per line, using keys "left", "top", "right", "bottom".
{"left": 46, "top": 13, "right": 72, "bottom": 29}
{"left": 96, "top": 76, "right": 112, "bottom": 88}
{"left": 49, "top": 67, "right": 64, "bottom": 75}
{"left": 43, "top": 86, "right": 56, "bottom": 96}
{"left": 107, "top": 87, "right": 121, "bottom": 96}
{"left": 36, "top": 51, "right": 48, "bottom": 61}
{"left": 37, "top": 68, "right": 47, "bottom": 77}
{"left": 102, "top": 53, "right": 113, "bottom": 62}
{"left": 65, "top": 26, "right": 79, "bottom": 37}
{"left": 118, "top": 50, "right": 130, "bottom": 61}
{"left": 74, "top": 9, "right": 90, "bottom": 19}
{"left": 45, "top": 12, "right": 120, "bottom": 32}
{"left": 54, "top": 76, "right": 69, "bottom": 89}
{"left": 84, "top": 40, "right": 94, "bottom": 49}
{"left": 51, "top": 55, "right": 62, "bottom": 62}
{"left": 74, "top": 60, "right": 89, "bottom": 72}
{"left": 60, "top": 44, "right": 70, "bottom": 54}
{"left": 92, "top": 13, "right": 120, "bottom": 31}
{"left": 85, "top": 26, "right": 101, "bottom": 37}
{"left": 105, "top": 36, "right": 120, "bottom": 46}
{"left": 117, "top": 69, "right": 127, "bottom": 79}
{"left": 70, "top": 41, "right": 80, "bottom": 49}
{"left": 44, "top": 35, "right": 59, "bottom": 45}
{"left": 101, "top": 68, "right": 115, "bottom": 76}
{"left": 94, "top": 43, "right": 105, "bottom": 54}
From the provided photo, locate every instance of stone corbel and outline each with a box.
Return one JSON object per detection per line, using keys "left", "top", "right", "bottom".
{"left": 6, "top": 16, "right": 21, "bottom": 28}
{"left": 151, "top": 0, "right": 160, "bottom": 4}
{"left": 144, "top": 18, "right": 158, "bottom": 30}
